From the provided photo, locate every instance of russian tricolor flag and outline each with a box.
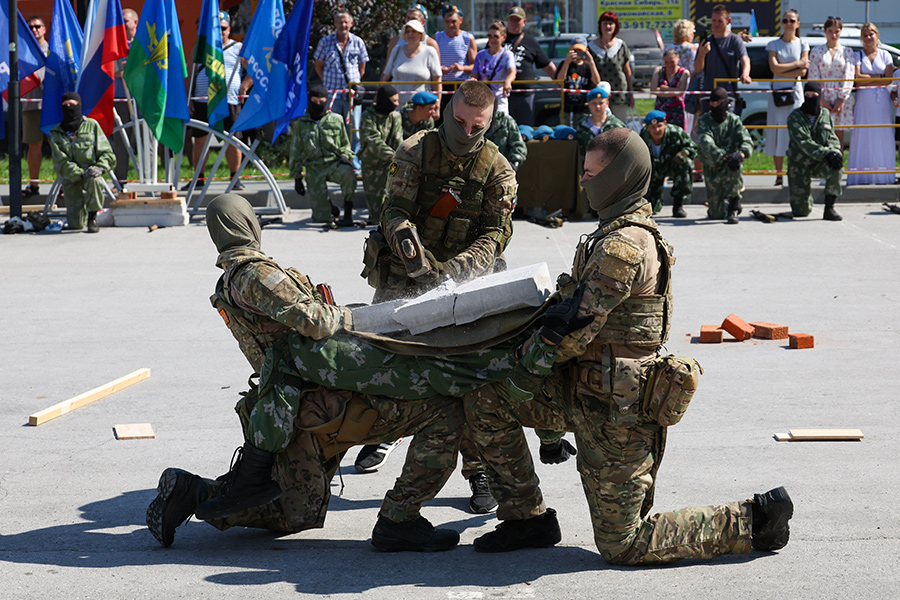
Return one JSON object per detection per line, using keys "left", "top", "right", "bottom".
{"left": 75, "top": 0, "right": 129, "bottom": 136}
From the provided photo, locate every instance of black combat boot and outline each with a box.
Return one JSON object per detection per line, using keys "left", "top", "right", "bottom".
{"left": 726, "top": 198, "right": 741, "bottom": 224}
{"left": 371, "top": 515, "right": 460, "bottom": 552}
{"left": 87, "top": 211, "right": 100, "bottom": 233}
{"left": 751, "top": 486, "right": 793, "bottom": 552}
{"left": 338, "top": 200, "right": 355, "bottom": 227}
{"left": 192, "top": 442, "right": 282, "bottom": 521}
{"left": 473, "top": 508, "right": 562, "bottom": 553}
{"left": 672, "top": 197, "right": 687, "bottom": 218}
{"left": 823, "top": 194, "right": 842, "bottom": 221}
{"left": 146, "top": 468, "right": 219, "bottom": 547}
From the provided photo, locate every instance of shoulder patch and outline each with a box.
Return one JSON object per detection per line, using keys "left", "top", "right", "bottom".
{"left": 389, "top": 161, "right": 399, "bottom": 177}
{"left": 261, "top": 270, "right": 288, "bottom": 290}
{"left": 594, "top": 236, "right": 643, "bottom": 284}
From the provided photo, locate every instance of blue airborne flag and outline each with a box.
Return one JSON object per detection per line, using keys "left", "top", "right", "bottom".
{"left": 231, "top": 0, "right": 286, "bottom": 132}
{"left": 41, "top": 0, "right": 85, "bottom": 133}
{"left": 271, "top": 0, "right": 314, "bottom": 141}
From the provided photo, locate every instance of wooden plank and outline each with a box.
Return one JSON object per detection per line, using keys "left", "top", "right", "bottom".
{"left": 0, "top": 204, "right": 48, "bottom": 214}
{"left": 775, "top": 428, "right": 864, "bottom": 442}
{"left": 113, "top": 423, "right": 155, "bottom": 440}
{"left": 28, "top": 368, "right": 151, "bottom": 426}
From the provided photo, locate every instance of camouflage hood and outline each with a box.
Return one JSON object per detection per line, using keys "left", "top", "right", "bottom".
{"left": 206, "top": 194, "right": 262, "bottom": 268}
{"left": 583, "top": 130, "right": 651, "bottom": 223}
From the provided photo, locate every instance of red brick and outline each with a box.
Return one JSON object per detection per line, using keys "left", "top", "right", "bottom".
{"left": 721, "top": 314, "right": 754, "bottom": 341}
{"left": 161, "top": 190, "right": 178, "bottom": 199}
{"left": 789, "top": 333, "right": 814, "bottom": 349}
{"left": 751, "top": 322, "right": 789, "bottom": 340}
{"left": 699, "top": 325, "right": 724, "bottom": 343}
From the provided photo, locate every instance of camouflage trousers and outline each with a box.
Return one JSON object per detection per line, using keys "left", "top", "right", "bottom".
{"left": 360, "top": 157, "right": 391, "bottom": 223}
{"left": 463, "top": 371, "right": 753, "bottom": 565}
{"left": 306, "top": 161, "right": 357, "bottom": 222}
{"left": 648, "top": 158, "right": 693, "bottom": 214}
{"left": 787, "top": 156, "right": 842, "bottom": 217}
{"left": 207, "top": 393, "right": 463, "bottom": 533}
{"left": 62, "top": 177, "right": 105, "bottom": 230}
{"left": 702, "top": 163, "right": 744, "bottom": 219}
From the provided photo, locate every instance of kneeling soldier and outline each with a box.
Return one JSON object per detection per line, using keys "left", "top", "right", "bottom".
{"left": 639, "top": 110, "right": 696, "bottom": 217}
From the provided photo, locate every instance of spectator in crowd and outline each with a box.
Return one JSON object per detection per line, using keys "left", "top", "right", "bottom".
{"left": 808, "top": 17, "right": 856, "bottom": 150}
{"left": 586, "top": 11, "right": 633, "bottom": 121}
{"left": 385, "top": 5, "right": 441, "bottom": 65}
{"left": 314, "top": 10, "right": 368, "bottom": 167}
{"left": 486, "top": 110, "right": 527, "bottom": 171}
{"left": 651, "top": 48, "right": 690, "bottom": 130}
{"left": 49, "top": 92, "right": 116, "bottom": 233}
{"left": 693, "top": 4, "right": 751, "bottom": 115}
{"left": 559, "top": 36, "right": 601, "bottom": 125}
{"left": 382, "top": 20, "right": 442, "bottom": 106}
{"left": 504, "top": 6, "right": 556, "bottom": 126}
{"left": 697, "top": 87, "right": 752, "bottom": 224}
{"left": 765, "top": 9, "right": 809, "bottom": 187}
{"left": 401, "top": 90, "right": 439, "bottom": 138}
{"left": 190, "top": 12, "right": 251, "bottom": 190}
{"left": 639, "top": 110, "right": 696, "bottom": 217}
{"left": 848, "top": 23, "right": 895, "bottom": 186}
{"left": 575, "top": 86, "right": 624, "bottom": 156}
{"left": 665, "top": 20, "right": 698, "bottom": 76}
{"left": 359, "top": 85, "right": 404, "bottom": 223}
{"left": 21, "top": 17, "right": 49, "bottom": 199}
{"left": 113, "top": 8, "right": 138, "bottom": 188}
{"left": 471, "top": 21, "right": 516, "bottom": 113}
{"left": 437, "top": 4, "right": 477, "bottom": 116}
{"left": 787, "top": 81, "right": 844, "bottom": 221}
{"left": 290, "top": 86, "right": 357, "bottom": 225}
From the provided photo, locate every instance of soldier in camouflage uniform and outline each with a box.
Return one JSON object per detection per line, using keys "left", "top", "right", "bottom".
{"left": 576, "top": 87, "right": 625, "bottom": 157}
{"left": 639, "top": 110, "right": 696, "bottom": 217}
{"left": 290, "top": 85, "right": 358, "bottom": 224}
{"left": 401, "top": 90, "right": 439, "bottom": 139}
{"left": 359, "top": 85, "right": 404, "bottom": 223}
{"left": 786, "top": 81, "right": 844, "bottom": 221}
{"left": 486, "top": 110, "right": 527, "bottom": 171}
{"left": 145, "top": 194, "right": 516, "bottom": 551}
{"left": 464, "top": 129, "right": 794, "bottom": 565}
{"left": 49, "top": 92, "right": 115, "bottom": 232}
{"left": 697, "top": 87, "right": 753, "bottom": 224}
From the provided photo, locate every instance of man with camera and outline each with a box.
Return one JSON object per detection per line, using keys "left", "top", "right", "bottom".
{"left": 693, "top": 4, "right": 751, "bottom": 115}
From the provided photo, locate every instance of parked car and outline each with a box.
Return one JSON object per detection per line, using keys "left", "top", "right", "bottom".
{"left": 618, "top": 28, "right": 664, "bottom": 89}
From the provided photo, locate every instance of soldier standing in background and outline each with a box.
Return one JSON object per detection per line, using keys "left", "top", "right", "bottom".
{"left": 485, "top": 110, "right": 527, "bottom": 171}
{"left": 401, "top": 91, "right": 439, "bottom": 139}
{"left": 359, "top": 85, "right": 404, "bottom": 223}
{"left": 639, "top": 110, "right": 696, "bottom": 217}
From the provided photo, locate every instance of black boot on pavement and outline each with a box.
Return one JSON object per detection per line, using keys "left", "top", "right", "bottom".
{"left": 726, "top": 198, "right": 741, "bottom": 224}
{"left": 474, "top": 508, "right": 562, "bottom": 553}
{"left": 672, "top": 197, "right": 687, "bottom": 218}
{"left": 193, "top": 442, "right": 282, "bottom": 521}
{"left": 371, "top": 515, "right": 460, "bottom": 552}
{"left": 337, "top": 201, "right": 355, "bottom": 227}
{"left": 823, "top": 194, "right": 842, "bottom": 221}
{"left": 468, "top": 472, "right": 498, "bottom": 513}
{"left": 87, "top": 211, "right": 100, "bottom": 233}
{"left": 146, "top": 468, "right": 217, "bottom": 547}
{"left": 751, "top": 486, "right": 793, "bottom": 552}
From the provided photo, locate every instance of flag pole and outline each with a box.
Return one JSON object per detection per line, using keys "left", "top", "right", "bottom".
{"left": 8, "top": 0, "right": 23, "bottom": 218}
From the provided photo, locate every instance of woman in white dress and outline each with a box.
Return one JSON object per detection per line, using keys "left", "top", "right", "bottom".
{"left": 766, "top": 9, "right": 809, "bottom": 186}
{"left": 808, "top": 17, "right": 855, "bottom": 149}
{"left": 382, "top": 20, "right": 442, "bottom": 106}
{"left": 848, "top": 23, "right": 895, "bottom": 186}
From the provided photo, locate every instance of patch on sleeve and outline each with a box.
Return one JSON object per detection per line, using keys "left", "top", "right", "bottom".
{"left": 595, "top": 237, "right": 642, "bottom": 283}
{"left": 261, "top": 270, "right": 288, "bottom": 290}
{"left": 389, "top": 161, "right": 399, "bottom": 176}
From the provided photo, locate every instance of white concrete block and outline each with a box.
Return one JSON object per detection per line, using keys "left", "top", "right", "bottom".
{"left": 350, "top": 299, "right": 407, "bottom": 334}
{"left": 391, "top": 280, "right": 458, "bottom": 335}
{"left": 453, "top": 263, "right": 553, "bottom": 325}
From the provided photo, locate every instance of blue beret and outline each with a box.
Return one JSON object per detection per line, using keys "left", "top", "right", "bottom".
{"left": 411, "top": 91, "right": 438, "bottom": 105}
{"left": 586, "top": 87, "right": 609, "bottom": 102}
{"left": 441, "top": 4, "right": 463, "bottom": 17}
{"left": 534, "top": 125, "right": 554, "bottom": 140}
{"left": 518, "top": 125, "right": 534, "bottom": 140}
{"left": 553, "top": 125, "right": 577, "bottom": 140}
{"left": 644, "top": 110, "right": 667, "bottom": 125}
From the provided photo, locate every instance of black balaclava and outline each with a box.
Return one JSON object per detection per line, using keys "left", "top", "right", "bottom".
{"left": 439, "top": 92, "right": 491, "bottom": 157}
{"left": 61, "top": 91, "right": 84, "bottom": 132}
{"left": 206, "top": 193, "right": 262, "bottom": 268}
{"left": 307, "top": 85, "right": 329, "bottom": 121}
{"left": 582, "top": 129, "right": 651, "bottom": 221}
{"left": 710, "top": 87, "right": 730, "bottom": 123}
{"left": 801, "top": 81, "right": 822, "bottom": 117}
{"left": 375, "top": 84, "right": 399, "bottom": 115}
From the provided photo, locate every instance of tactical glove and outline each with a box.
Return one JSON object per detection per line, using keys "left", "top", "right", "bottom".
{"left": 338, "top": 156, "right": 354, "bottom": 167}
{"left": 726, "top": 152, "right": 743, "bottom": 172}
{"left": 83, "top": 166, "right": 104, "bottom": 179}
{"left": 673, "top": 148, "right": 692, "bottom": 165}
{"left": 825, "top": 151, "right": 843, "bottom": 171}
{"left": 294, "top": 177, "right": 306, "bottom": 195}
{"left": 415, "top": 249, "right": 443, "bottom": 285}
{"left": 539, "top": 439, "right": 577, "bottom": 464}
{"left": 538, "top": 284, "right": 595, "bottom": 345}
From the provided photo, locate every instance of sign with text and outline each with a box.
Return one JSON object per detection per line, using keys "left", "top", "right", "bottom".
{"left": 599, "top": 1, "right": 684, "bottom": 33}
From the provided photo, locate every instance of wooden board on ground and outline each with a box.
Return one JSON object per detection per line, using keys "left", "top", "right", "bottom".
{"left": 113, "top": 423, "right": 155, "bottom": 440}
{"left": 774, "top": 429, "right": 864, "bottom": 442}
{"left": 0, "top": 204, "right": 48, "bottom": 214}
{"left": 28, "top": 368, "right": 151, "bottom": 426}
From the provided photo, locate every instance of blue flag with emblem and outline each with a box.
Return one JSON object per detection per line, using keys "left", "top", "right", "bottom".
{"left": 41, "top": 0, "right": 85, "bottom": 134}
{"left": 271, "top": 0, "right": 314, "bottom": 141}
{"left": 231, "top": 0, "right": 286, "bottom": 132}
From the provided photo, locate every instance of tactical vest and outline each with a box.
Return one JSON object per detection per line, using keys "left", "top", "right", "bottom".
{"left": 210, "top": 255, "right": 324, "bottom": 373}
{"left": 389, "top": 131, "right": 504, "bottom": 263}
{"left": 572, "top": 215, "right": 674, "bottom": 349}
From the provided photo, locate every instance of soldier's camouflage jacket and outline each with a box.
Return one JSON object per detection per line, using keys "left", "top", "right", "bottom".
{"left": 576, "top": 113, "right": 626, "bottom": 156}
{"left": 400, "top": 102, "right": 435, "bottom": 139}
{"left": 50, "top": 118, "right": 116, "bottom": 184}
{"left": 485, "top": 110, "right": 527, "bottom": 168}
{"left": 696, "top": 112, "right": 753, "bottom": 166}
{"left": 359, "top": 106, "right": 403, "bottom": 168}
{"left": 289, "top": 111, "right": 354, "bottom": 178}
{"left": 786, "top": 108, "right": 840, "bottom": 165}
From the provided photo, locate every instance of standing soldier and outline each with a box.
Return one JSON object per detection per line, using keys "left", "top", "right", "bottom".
{"left": 401, "top": 91, "right": 439, "bottom": 139}
{"left": 486, "top": 110, "right": 527, "bottom": 171}
{"left": 49, "top": 92, "right": 116, "bottom": 233}
{"left": 786, "top": 81, "right": 844, "bottom": 221}
{"left": 463, "top": 128, "right": 794, "bottom": 565}
{"left": 290, "top": 85, "right": 358, "bottom": 225}
{"left": 359, "top": 85, "right": 404, "bottom": 223}
{"left": 697, "top": 87, "right": 753, "bottom": 224}
{"left": 639, "top": 110, "right": 696, "bottom": 217}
